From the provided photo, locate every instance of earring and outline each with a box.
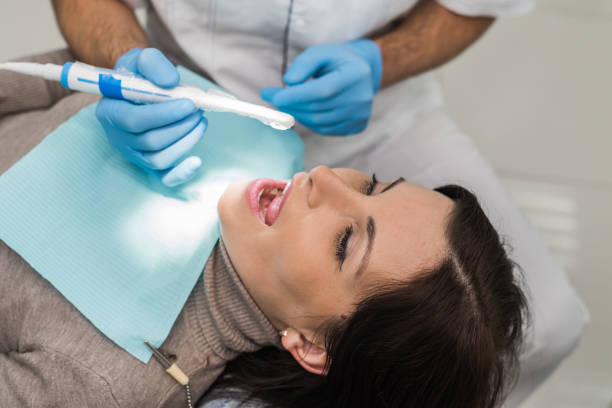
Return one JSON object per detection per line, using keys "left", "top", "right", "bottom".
{"left": 279, "top": 329, "right": 288, "bottom": 337}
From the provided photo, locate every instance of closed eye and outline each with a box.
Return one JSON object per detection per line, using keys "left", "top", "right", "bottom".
{"left": 335, "top": 174, "right": 377, "bottom": 270}
{"left": 335, "top": 225, "right": 353, "bottom": 270}
{"left": 335, "top": 174, "right": 376, "bottom": 270}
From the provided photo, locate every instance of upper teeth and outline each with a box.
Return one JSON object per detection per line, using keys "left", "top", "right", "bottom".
{"left": 257, "top": 182, "right": 290, "bottom": 202}
{"left": 257, "top": 184, "right": 287, "bottom": 206}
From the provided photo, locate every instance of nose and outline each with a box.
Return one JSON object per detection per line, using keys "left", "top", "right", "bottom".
{"left": 307, "top": 166, "right": 357, "bottom": 210}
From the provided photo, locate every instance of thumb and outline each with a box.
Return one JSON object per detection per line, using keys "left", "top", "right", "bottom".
{"left": 283, "top": 44, "right": 334, "bottom": 85}
{"left": 114, "top": 48, "right": 142, "bottom": 72}
{"left": 137, "top": 48, "right": 180, "bottom": 89}
{"left": 157, "top": 156, "right": 202, "bottom": 187}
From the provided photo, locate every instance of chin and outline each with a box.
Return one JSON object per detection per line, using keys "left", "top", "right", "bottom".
{"left": 218, "top": 181, "right": 246, "bottom": 224}
{"left": 217, "top": 180, "right": 252, "bottom": 255}
{"left": 217, "top": 189, "right": 237, "bottom": 263}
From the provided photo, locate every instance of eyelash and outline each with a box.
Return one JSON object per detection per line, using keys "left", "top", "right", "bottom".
{"left": 335, "top": 225, "right": 353, "bottom": 269}
{"left": 335, "top": 174, "right": 377, "bottom": 268}
{"left": 362, "top": 173, "right": 377, "bottom": 195}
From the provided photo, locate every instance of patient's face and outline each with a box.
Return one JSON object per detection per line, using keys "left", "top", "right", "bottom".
{"left": 217, "top": 166, "right": 454, "bottom": 340}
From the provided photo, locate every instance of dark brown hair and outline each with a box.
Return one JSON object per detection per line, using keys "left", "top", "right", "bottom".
{"left": 208, "top": 185, "right": 529, "bottom": 408}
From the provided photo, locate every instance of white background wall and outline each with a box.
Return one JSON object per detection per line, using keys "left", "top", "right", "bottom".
{"left": 1, "top": 1, "right": 611, "bottom": 406}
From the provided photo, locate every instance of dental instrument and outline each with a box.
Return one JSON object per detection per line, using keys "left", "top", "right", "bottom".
{"left": 0, "top": 61, "right": 295, "bottom": 130}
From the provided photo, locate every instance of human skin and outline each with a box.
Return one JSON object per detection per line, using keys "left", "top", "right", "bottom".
{"left": 217, "top": 166, "right": 454, "bottom": 373}
{"left": 52, "top": 0, "right": 493, "bottom": 87}
{"left": 372, "top": 0, "right": 494, "bottom": 88}
{"left": 52, "top": 0, "right": 148, "bottom": 68}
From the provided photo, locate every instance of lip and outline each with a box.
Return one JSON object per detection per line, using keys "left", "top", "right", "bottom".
{"left": 246, "top": 174, "right": 299, "bottom": 226}
{"left": 276, "top": 173, "right": 298, "bottom": 216}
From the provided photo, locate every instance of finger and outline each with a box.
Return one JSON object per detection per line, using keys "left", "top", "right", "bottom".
{"left": 274, "top": 98, "right": 339, "bottom": 113}
{"left": 285, "top": 104, "right": 363, "bottom": 128}
{"left": 134, "top": 118, "right": 207, "bottom": 170}
{"left": 283, "top": 44, "right": 336, "bottom": 85}
{"left": 137, "top": 48, "right": 180, "bottom": 88}
{"left": 98, "top": 98, "right": 196, "bottom": 133}
{"left": 269, "top": 70, "right": 352, "bottom": 107}
{"left": 260, "top": 87, "right": 284, "bottom": 104}
{"left": 129, "top": 111, "right": 203, "bottom": 151}
{"left": 114, "top": 48, "right": 142, "bottom": 71}
{"left": 271, "top": 85, "right": 365, "bottom": 112}
{"left": 157, "top": 156, "right": 202, "bottom": 187}
{"left": 316, "top": 119, "right": 369, "bottom": 136}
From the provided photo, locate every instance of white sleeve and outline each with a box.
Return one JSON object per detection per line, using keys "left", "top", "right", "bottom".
{"left": 436, "top": 0, "right": 534, "bottom": 17}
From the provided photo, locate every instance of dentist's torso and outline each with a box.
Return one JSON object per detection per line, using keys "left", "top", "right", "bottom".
{"left": 146, "top": 0, "right": 445, "bottom": 171}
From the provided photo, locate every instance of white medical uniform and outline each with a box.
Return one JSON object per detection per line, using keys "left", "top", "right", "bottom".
{"left": 135, "top": 0, "right": 588, "bottom": 405}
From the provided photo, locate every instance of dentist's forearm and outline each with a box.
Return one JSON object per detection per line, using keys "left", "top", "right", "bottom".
{"left": 51, "top": 0, "right": 149, "bottom": 68}
{"left": 373, "top": 0, "right": 494, "bottom": 88}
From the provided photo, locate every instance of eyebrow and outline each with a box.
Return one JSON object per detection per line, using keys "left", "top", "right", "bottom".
{"left": 381, "top": 177, "right": 405, "bottom": 193}
{"left": 355, "top": 177, "right": 406, "bottom": 279}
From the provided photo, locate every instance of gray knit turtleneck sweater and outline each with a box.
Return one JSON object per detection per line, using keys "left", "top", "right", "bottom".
{"left": 0, "top": 238, "right": 281, "bottom": 408}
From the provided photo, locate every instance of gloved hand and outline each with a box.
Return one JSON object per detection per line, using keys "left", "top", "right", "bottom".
{"left": 96, "top": 48, "right": 207, "bottom": 187}
{"left": 261, "top": 39, "right": 382, "bottom": 136}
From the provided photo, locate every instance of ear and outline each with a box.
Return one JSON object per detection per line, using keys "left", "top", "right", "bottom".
{"left": 281, "top": 328, "right": 328, "bottom": 375}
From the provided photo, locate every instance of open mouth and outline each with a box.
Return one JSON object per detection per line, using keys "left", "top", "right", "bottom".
{"left": 246, "top": 178, "right": 293, "bottom": 226}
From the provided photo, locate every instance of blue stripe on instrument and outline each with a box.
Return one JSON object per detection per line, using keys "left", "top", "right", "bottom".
{"left": 77, "top": 78, "right": 97, "bottom": 85}
{"left": 60, "top": 62, "right": 73, "bottom": 89}
{"left": 121, "top": 87, "right": 171, "bottom": 98}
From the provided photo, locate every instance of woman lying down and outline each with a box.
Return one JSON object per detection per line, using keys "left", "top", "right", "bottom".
{"left": 0, "top": 166, "right": 528, "bottom": 408}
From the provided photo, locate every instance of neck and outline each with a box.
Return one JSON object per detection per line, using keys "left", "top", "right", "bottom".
{"left": 185, "top": 239, "right": 281, "bottom": 360}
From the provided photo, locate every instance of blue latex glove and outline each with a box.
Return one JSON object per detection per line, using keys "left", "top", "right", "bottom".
{"left": 261, "top": 39, "right": 382, "bottom": 136}
{"left": 96, "top": 48, "right": 207, "bottom": 187}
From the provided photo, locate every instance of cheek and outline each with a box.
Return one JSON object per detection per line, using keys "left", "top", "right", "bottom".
{"left": 276, "top": 238, "right": 319, "bottom": 291}
{"left": 276, "top": 225, "right": 347, "bottom": 312}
